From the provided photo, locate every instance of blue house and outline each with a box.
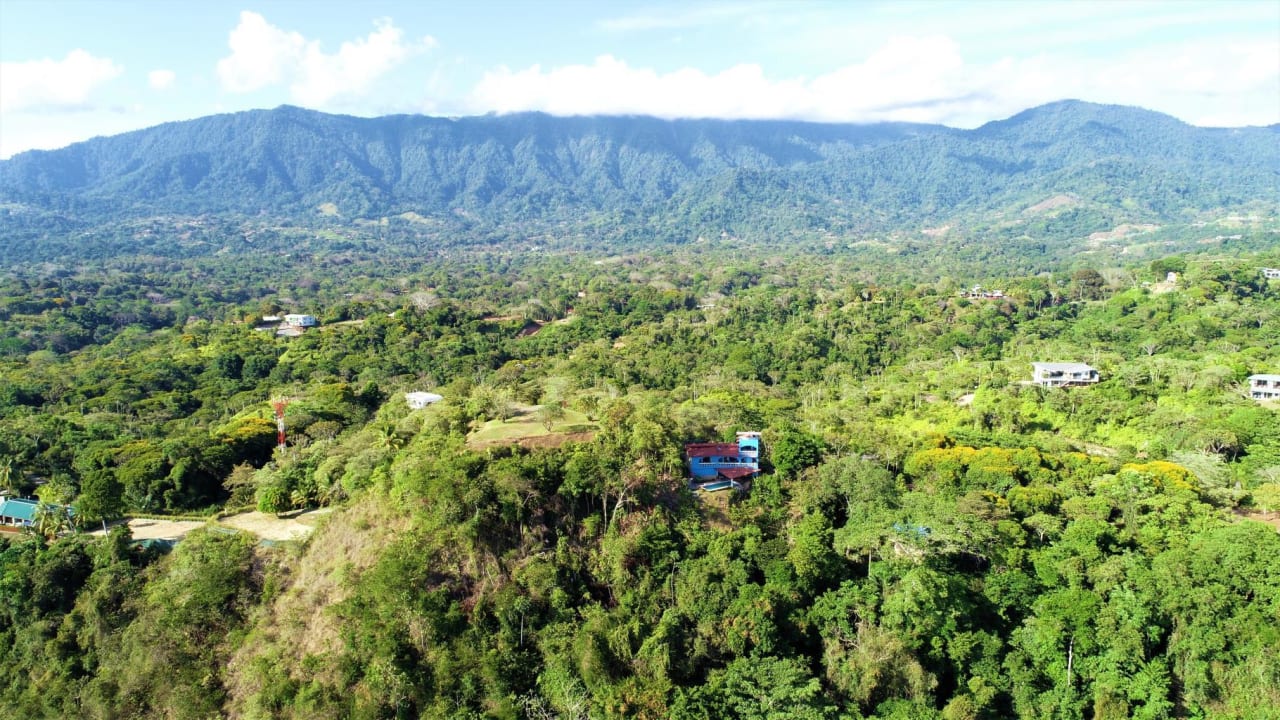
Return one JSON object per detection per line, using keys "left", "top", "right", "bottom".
{"left": 686, "top": 431, "right": 762, "bottom": 491}
{"left": 0, "top": 497, "right": 40, "bottom": 526}
{"left": 0, "top": 497, "right": 74, "bottom": 530}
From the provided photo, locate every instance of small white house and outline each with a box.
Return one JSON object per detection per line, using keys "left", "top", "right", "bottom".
{"left": 1032, "top": 362, "right": 1099, "bottom": 387}
{"left": 405, "top": 392, "right": 444, "bottom": 410}
{"left": 1249, "top": 374, "right": 1280, "bottom": 401}
{"left": 1262, "top": 268, "right": 1280, "bottom": 280}
{"left": 283, "top": 314, "right": 317, "bottom": 327}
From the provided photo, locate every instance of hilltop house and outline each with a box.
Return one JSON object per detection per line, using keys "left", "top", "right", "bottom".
{"left": 686, "top": 431, "right": 762, "bottom": 491}
{"left": 1262, "top": 268, "right": 1280, "bottom": 280}
{"left": 1249, "top": 374, "right": 1280, "bottom": 401}
{"left": 960, "top": 285, "right": 1005, "bottom": 300}
{"left": 283, "top": 314, "right": 317, "bottom": 327}
{"left": 1032, "top": 362, "right": 1099, "bottom": 387}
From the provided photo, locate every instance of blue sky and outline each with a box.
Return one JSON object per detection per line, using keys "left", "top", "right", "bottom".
{"left": 1, "top": 0, "right": 1277, "bottom": 157}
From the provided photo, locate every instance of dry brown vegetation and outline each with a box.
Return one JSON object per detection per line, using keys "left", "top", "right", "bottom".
{"left": 1235, "top": 508, "right": 1280, "bottom": 531}
{"left": 223, "top": 495, "right": 415, "bottom": 716}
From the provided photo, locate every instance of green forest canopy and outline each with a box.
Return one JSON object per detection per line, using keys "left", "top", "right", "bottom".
{"left": 0, "top": 240, "right": 1279, "bottom": 718}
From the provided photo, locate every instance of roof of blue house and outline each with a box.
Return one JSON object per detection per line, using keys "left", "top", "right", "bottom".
{"left": 686, "top": 442, "right": 742, "bottom": 458}
{"left": 0, "top": 498, "right": 40, "bottom": 523}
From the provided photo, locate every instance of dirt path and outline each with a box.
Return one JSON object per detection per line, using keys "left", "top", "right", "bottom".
{"left": 91, "top": 508, "right": 332, "bottom": 543}
{"left": 1235, "top": 509, "right": 1280, "bottom": 531}
{"left": 219, "top": 509, "right": 330, "bottom": 542}
{"left": 92, "top": 518, "right": 206, "bottom": 541}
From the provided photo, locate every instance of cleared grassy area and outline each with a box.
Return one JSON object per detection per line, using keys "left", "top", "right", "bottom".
{"left": 467, "top": 404, "right": 597, "bottom": 449}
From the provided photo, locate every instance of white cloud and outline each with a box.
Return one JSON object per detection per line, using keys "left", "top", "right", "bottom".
{"left": 0, "top": 49, "right": 123, "bottom": 113}
{"left": 292, "top": 19, "right": 428, "bottom": 106}
{"left": 148, "top": 69, "right": 176, "bottom": 90}
{"left": 216, "top": 11, "right": 306, "bottom": 93}
{"left": 468, "top": 35, "right": 1280, "bottom": 128}
{"left": 216, "top": 11, "right": 432, "bottom": 106}
{"left": 470, "top": 38, "right": 984, "bottom": 125}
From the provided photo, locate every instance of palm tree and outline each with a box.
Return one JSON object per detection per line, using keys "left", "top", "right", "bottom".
{"left": 33, "top": 503, "right": 71, "bottom": 540}
{"left": 290, "top": 488, "right": 311, "bottom": 511}
{"left": 0, "top": 458, "right": 15, "bottom": 496}
{"left": 375, "top": 424, "right": 407, "bottom": 450}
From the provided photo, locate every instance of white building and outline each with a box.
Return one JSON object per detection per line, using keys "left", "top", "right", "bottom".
{"left": 283, "top": 314, "right": 317, "bottom": 327}
{"left": 1249, "top": 374, "right": 1280, "bottom": 401}
{"left": 405, "top": 392, "right": 444, "bottom": 410}
{"left": 1261, "top": 268, "right": 1280, "bottom": 279}
{"left": 1032, "top": 362, "right": 1099, "bottom": 387}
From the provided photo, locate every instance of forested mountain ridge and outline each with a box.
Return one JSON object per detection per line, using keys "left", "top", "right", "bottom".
{"left": 1, "top": 100, "right": 1276, "bottom": 235}
{"left": 2, "top": 98, "right": 1280, "bottom": 719}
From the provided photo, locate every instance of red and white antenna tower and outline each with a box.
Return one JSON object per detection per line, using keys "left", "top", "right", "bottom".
{"left": 271, "top": 398, "right": 291, "bottom": 449}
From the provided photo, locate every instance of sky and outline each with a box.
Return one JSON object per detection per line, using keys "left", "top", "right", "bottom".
{"left": 0, "top": 0, "right": 1277, "bottom": 158}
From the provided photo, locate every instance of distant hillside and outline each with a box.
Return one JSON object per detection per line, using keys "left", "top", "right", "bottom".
{"left": 1, "top": 100, "right": 1277, "bottom": 249}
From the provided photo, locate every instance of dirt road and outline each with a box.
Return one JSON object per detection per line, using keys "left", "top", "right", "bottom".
{"left": 91, "top": 508, "right": 331, "bottom": 543}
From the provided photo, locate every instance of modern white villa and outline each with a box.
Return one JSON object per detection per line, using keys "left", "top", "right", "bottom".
{"left": 283, "top": 314, "right": 318, "bottom": 327}
{"left": 405, "top": 391, "right": 444, "bottom": 409}
{"left": 1249, "top": 374, "right": 1280, "bottom": 401}
{"left": 1032, "top": 362, "right": 1099, "bottom": 387}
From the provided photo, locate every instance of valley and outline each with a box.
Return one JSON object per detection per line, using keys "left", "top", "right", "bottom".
{"left": 0, "top": 102, "right": 1278, "bottom": 719}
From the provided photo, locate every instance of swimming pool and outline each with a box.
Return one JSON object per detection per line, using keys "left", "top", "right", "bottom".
{"left": 699, "top": 480, "right": 737, "bottom": 492}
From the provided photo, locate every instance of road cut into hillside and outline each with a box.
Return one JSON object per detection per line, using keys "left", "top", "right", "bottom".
{"left": 91, "top": 508, "right": 331, "bottom": 543}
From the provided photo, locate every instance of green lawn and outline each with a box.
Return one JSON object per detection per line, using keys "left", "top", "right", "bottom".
{"left": 467, "top": 405, "right": 597, "bottom": 447}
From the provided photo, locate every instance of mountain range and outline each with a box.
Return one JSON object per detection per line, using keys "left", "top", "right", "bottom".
{"left": 1, "top": 100, "right": 1277, "bottom": 253}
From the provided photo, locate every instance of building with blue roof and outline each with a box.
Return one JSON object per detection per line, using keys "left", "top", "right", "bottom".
{"left": 0, "top": 497, "right": 74, "bottom": 530}
{"left": 0, "top": 497, "right": 40, "bottom": 526}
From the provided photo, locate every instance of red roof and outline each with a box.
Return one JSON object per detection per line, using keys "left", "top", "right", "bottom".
{"left": 686, "top": 443, "right": 740, "bottom": 457}
{"left": 717, "top": 467, "right": 756, "bottom": 479}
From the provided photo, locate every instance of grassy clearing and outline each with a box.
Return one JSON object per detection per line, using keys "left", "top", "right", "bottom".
{"left": 467, "top": 404, "right": 597, "bottom": 449}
